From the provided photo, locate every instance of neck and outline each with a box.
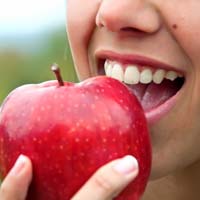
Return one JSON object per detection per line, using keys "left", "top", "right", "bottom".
{"left": 142, "top": 160, "right": 200, "bottom": 200}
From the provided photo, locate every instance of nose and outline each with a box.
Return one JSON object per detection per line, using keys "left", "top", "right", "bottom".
{"left": 96, "top": 0, "right": 161, "bottom": 34}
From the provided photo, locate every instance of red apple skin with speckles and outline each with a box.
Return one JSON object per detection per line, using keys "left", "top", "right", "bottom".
{"left": 0, "top": 76, "right": 151, "bottom": 200}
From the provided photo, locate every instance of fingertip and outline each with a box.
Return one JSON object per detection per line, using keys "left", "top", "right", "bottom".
{"left": 9, "top": 155, "right": 31, "bottom": 176}
{"left": 7, "top": 154, "right": 33, "bottom": 184}
{"left": 72, "top": 156, "right": 139, "bottom": 200}
{"left": 113, "top": 155, "right": 139, "bottom": 176}
{"left": 0, "top": 154, "right": 33, "bottom": 199}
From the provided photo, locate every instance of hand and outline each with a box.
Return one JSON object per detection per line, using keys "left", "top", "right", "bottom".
{"left": 0, "top": 155, "right": 138, "bottom": 200}
{"left": 0, "top": 155, "right": 32, "bottom": 200}
{"left": 72, "top": 155, "right": 139, "bottom": 200}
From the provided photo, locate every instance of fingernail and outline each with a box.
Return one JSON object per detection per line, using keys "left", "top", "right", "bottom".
{"left": 10, "top": 155, "right": 27, "bottom": 175}
{"left": 113, "top": 155, "right": 138, "bottom": 175}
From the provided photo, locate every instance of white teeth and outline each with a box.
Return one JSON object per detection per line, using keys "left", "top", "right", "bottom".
{"left": 104, "top": 60, "right": 109, "bottom": 71}
{"left": 124, "top": 66, "right": 140, "bottom": 84}
{"left": 165, "top": 71, "right": 178, "bottom": 81}
{"left": 104, "top": 60, "right": 182, "bottom": 85}
{"left": 153, "top": 69, "right": 165, "bottom": 84}
{"left": 111, "top": 63, "right": 124, "bottom": 82}
{"left": 140, "top": 69, "right": 153, "bottom": 84}
{"left": 104, "top": 60, "right": 112, "bottom": 77}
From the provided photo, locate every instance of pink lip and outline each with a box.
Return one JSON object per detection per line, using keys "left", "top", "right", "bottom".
{"left": 96, "top": 50, "right": 186, "bottom": 125}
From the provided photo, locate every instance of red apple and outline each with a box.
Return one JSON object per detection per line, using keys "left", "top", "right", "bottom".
{"left": 0, "top": 65, "right": 151, "bottom": 200}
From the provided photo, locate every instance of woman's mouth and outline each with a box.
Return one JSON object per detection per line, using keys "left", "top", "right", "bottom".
{"left": 97, "top": 52, "right": 185, "bottom": 124}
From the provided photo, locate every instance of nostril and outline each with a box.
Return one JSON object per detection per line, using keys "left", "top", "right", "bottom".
{"left": 121, "top": 27, "right": 144, "bottom": 33}
{"left": 118, "top": 27, "right": 148, "bottom": 38}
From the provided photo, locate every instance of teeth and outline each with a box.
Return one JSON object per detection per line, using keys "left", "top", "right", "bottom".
{"left": 124, "top": 66, "right": 140, "bottom": 84}
{"left": 104, "top": 60, "right": 112, "bottom": 77}
{"left": 104, "top": 60, "right": 182, "bottom": 85}
{"left": 111, "top": 63, "right": 124, "bottom": 81}
{"left": 153, "top": 69, "right": 165, "bottom": 84}
{"left": 140, "top": 69, "right": 153, "bottom": 84}
{"left": 165, "top": 71, "right": 178, "bottom": 81}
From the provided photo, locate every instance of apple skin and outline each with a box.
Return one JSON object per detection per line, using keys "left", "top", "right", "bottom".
{"left": 0, "top": 76, "right": 151, "bottom": 200}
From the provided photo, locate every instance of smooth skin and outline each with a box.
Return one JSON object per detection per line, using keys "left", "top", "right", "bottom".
{"left": 1, "top": 0, "right": 200, "bottom": 199}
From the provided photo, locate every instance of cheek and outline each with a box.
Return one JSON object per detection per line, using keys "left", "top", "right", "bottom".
{"left": 66, "top": 0, "right": 100, "bottom": 80}
{"left": 161, "top": 2, "right": 200, "bottom": 64}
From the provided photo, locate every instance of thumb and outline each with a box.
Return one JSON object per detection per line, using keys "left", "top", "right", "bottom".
{"left": 72, "top": 155, "right": 139, "bottom": 200}
{"left": 0, "top": 155, "right": 32, "bottom": 200}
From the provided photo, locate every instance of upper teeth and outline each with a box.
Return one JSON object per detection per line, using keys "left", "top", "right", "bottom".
{"left": 104, "top": 60, "right": 182, "bottom": 84}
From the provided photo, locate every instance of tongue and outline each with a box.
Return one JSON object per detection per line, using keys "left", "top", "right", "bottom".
{"left": 128, "top": 79, "right": 182, "bottom": 112}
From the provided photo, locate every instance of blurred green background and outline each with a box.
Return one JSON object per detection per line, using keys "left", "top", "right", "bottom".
{"left": 0, "top": 0, "right": 78, "bottom": 103}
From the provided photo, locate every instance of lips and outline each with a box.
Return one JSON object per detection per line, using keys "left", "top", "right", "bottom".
{"left": 96, "top": 51, "right": 185, "bottom": 124}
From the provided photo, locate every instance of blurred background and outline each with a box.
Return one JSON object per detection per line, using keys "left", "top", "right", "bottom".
{"left": 0, "top": 0, "right": 77, "bottom": 103}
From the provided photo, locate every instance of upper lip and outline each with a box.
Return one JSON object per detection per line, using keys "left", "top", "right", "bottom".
{"left": 95, "top": 50, "right": 185, "bottom": 75}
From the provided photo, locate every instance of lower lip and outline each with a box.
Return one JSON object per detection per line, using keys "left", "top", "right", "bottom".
{"left": 144, "top": 84, "right": 184, "bottom": 125}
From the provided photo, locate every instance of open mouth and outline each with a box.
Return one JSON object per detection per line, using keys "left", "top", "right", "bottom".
{"left": 97, "top": 54, "right": 185, "bottom": 124}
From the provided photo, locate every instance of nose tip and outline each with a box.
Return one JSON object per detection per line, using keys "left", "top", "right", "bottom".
{"left": 96, "top": 1, "right": 161, "bottom": 34}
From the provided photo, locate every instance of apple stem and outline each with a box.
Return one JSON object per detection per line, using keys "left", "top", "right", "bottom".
{"left": 51, "top": 64, "right": 64, "bottom": 86}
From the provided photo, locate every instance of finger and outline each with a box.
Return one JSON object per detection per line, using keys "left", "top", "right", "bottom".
{"left": 72, "top": 155, "right": 139, "bottom": 200}
{"left": 0, "top": 154, "right": 32, "bottom": 200}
